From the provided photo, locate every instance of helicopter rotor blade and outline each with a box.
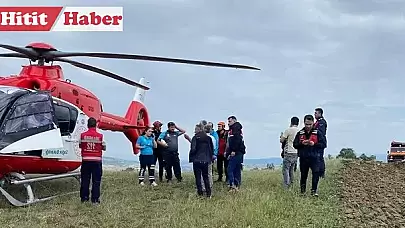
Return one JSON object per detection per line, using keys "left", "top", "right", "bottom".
{"left": 0, "top": 53, "right": 30, "bottom": 58}
{"left": 54, "top": 57, "right": 150, "bottom": 90}
{"left": 0, "top": 44, "right": 38, "bottom": 59}
{"left": 45, "top": 51, "right": 260, "bottom": 70}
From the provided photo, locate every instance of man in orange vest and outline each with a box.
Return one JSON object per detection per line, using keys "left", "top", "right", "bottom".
{"left": 79, "top": 117, "right": 106, "bottom": 204}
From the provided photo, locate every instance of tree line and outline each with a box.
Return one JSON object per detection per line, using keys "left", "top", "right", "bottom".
{"left": 329, "top": 148, "right": 376, "bottom": 161}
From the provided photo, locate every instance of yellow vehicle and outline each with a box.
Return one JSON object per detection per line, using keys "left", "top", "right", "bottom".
{"left": 387, "top": 141, "right": 405, "bottom": 163}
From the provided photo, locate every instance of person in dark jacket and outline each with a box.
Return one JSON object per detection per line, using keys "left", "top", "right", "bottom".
{"left": 189, "top": 124, "right": 214, "bottom": 198}
{"left": 225, "top": 116, "right": 246, "bottom": 192}
{"left": 152, "top": 120, "right": 166, "bottom": 182}
{"left": 293, "top": 114, "right": 326, "bottom": 196}
{"left": 314, "top": 107, "right": 327, "bottom": 178}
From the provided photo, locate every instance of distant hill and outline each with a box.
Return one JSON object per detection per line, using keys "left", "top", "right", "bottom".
{"left": 102, "top": 156, "right": 282, "bottom": 171}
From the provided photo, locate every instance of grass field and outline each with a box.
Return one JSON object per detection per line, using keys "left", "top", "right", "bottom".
{"left": 0, "top": 160, "right": 343, "bottom": 228}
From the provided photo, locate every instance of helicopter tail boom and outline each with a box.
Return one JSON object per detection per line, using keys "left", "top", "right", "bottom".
{"left": 98, "top": 78, "right": 149, "bottom": 154}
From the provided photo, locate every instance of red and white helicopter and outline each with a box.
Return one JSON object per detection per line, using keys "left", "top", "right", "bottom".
{"left": 0, "top": 43, "right": 259, "bottom": 206}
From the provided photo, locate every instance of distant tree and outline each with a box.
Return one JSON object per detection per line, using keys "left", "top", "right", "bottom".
{"left": 336, "top": 148, "right": 357, "bottom": 159}
{"left": 327, "top": 154, "right": 333, "bottom": 160}
{"left": 359, "top": 153, "right": 376, "bottom": 161}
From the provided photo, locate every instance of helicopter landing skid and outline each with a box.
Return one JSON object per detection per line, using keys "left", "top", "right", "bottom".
{"left": 0, "top": 172, "right": 80, "bottom": 207}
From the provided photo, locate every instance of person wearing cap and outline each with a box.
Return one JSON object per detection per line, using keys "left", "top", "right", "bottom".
{"left": 152, "top": 120, "right": 166, "bottom": 182}
{"left": 216, "top": 121, "right": 229, "bottom": 182}
{"left": 157, "top": 121, "right": 186, "bottom": 183}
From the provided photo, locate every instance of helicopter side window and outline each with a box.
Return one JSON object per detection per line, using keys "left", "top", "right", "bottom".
{"left": 53, "top": 104, "right": 71, "bottom": 136}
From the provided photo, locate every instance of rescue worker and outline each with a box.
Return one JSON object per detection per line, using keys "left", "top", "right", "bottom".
{"left": 152, "top": 120, "right": 166, "bottom": 182}
{"left": 314, "top": 107, "right": 327, "bottom": 178}
{"left": 157, "top": 122, "right": 186, "bottom": 183}
{"left": 189, "top": 124, "right": 214, "bottom": 198}
{"left": 280, "top": 117, "right": 299, "bottom": 189}
{"left": 225, "top": 116, "right": 246, "bottom": 192}
{"left": 79, "top": 117, "right": 106, "bottom": 204}
{"left": 216, "top": 121, "right": 229, "bottom": 182}
{"left": 136, "top": 127, "right": 158, "bottom": 186}
{"left": 293, "top": 114, "right": 326, "bottom": 196}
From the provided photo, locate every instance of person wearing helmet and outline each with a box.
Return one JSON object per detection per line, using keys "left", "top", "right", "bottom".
{"left": 216, "top": 121, "right": 229, "bottom": 182}
{"left": 152, "top": 120, "right": 166, "bottom": 182}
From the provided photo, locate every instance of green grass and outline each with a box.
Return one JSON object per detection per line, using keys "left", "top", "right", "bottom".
{"left": 0, "top": 160, "right": 343, "bottom": 228}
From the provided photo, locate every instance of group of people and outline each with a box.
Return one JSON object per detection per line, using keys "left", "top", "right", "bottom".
{"left": 77, "top": 108, "right": 327, "bottom": 204}
{"left": 133, "top": 116, "right": 246, "bottom": 198}
{"left": 280, "top": 108, "right": 327, "bottom": 196}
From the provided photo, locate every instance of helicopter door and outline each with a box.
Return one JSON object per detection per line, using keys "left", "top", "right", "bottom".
{"left": 0, "top": 92, "right": 63, "bottom": 154}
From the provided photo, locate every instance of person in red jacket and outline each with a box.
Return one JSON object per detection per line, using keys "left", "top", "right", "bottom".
{"left": 79, "top": 117, "right": 106, "bottom": 204}
{"left": 216, "top": 121, "right": 229, "bottom": 182}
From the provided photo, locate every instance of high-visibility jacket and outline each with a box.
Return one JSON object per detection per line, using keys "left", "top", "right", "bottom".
{"left": 79, "top": 128, "right": 104, "bottom": 162}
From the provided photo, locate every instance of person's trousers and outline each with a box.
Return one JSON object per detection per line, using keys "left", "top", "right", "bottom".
{"left": 227, "top": 154, "right": 243, "bottom": 187}
{"left": 139, "top": 155, "right": 156, "bottom": 184}
{"left": 193, "top": 162, "right": 211, "bottom": 197}
{"left": 282, "top": 153, "right": 298, "bottom": 188}
{"left": 201, "top": 163, "right": 213, "bottom": 191}
{"left": 154, "top": 151, "right": 166, "bottom": 181}
{"left": 319, "top": 149, "right": 326, "bottom": 178}
{"left": 164, "top": 152, "right": 182, "bottom": 181}
{"left": 299, "top": 157, "right": 320, "bottom": 193}
{"left": 217, "top": 155, "right": 228, "bottom": 181}
{"left": 80, "top": 161, "right": 102, "bottom": 203}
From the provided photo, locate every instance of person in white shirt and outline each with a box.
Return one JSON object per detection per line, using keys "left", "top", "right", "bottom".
{"left": 280, "top": 116, "right": 300, "bottom": 189}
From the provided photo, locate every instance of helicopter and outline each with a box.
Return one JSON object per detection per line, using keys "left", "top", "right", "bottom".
{"left": 0, "top": 42, "right": 259, "bottom": 206}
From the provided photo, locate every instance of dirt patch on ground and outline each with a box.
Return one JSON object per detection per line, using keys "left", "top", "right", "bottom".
{"left": 341, "top": 160, "right": 405, "bottom": 228}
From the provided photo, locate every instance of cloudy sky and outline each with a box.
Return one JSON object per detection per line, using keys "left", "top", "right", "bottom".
{"left": 1, "top": 0, "right": 405, "bottom": 161}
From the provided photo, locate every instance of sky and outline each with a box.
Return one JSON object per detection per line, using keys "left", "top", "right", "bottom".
{"left": 1, "top": 0, "right": 405, "bottom": 161}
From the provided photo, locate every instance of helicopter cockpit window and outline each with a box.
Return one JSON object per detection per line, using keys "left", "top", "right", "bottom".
{"left": 54, "top": 104, "right": 70, "bottom": 135}
{"left": 69, "top": 108, "right": 78, "bottom": 133}
{"left": 4, "top": 93, "right": 54, "bottom": 134}
{"left": 53, "top": 102, "right": 79, "bottom": 135}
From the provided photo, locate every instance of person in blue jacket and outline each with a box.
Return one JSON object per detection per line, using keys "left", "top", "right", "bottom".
{"left": 207, "top": 122, "right": 219, "bottom": 157}
{"left": 293, "top": 114, "right": 327, "bottom": 197}
{"left": 136, "top": 127, "right": 158, "bottom": 186}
